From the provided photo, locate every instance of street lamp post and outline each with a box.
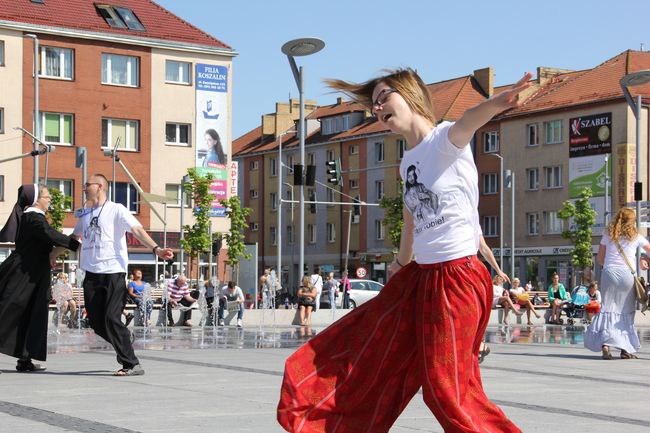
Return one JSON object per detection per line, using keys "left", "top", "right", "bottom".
{"left": 620, "top": 70, "right": 650, "bottom": 275}
{"left": 24, "top": 34, "right": 39, "bottom": 183}
{"left": 506, "top": 169, "right": 515, "bottom": 277}
{"left": 179, "top": 175, "right": 190, "bottom": 275}
{"left": 281, "top": 37, "right": 325, "bottom": 279}
{"left": 277, "top": 130, "right": 295, "bottom": 292}
{"left": 489, "top": 153, "right": 504, "bottom": 270}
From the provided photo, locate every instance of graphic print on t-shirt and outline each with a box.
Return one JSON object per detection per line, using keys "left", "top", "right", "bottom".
{"left": 403, "top": 164, "right": 440, "bottom": 222}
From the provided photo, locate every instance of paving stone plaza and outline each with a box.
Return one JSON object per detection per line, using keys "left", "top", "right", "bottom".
{"left": 1, "top": 324, "right": 649, "bottom": 432}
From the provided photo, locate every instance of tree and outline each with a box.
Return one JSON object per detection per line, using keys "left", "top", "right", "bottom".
{"left": 47, "top": 187, "right": 70, "bottom": 232}
{"left": 558, "top": 187, "right": 597, "bottom": 285}
{"left": 379, "top": 180, "right": 404, "bottom": 250}
{"left": 220, "top": 195, "right": 252, "bottom": 281}
{"left": 180, "top": 168, "right": 214, "bottom": 282}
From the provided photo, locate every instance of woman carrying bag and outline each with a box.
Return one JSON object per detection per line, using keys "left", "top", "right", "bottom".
{"left": 585, "top": 208, "right": 650, "bottom": 359}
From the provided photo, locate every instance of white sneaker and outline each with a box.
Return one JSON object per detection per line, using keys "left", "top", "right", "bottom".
{"left": 237, "top": 319, "right": 243, "bottom": 328}
{"left": 218, "top": 319, "right": 225, "bottom": 326}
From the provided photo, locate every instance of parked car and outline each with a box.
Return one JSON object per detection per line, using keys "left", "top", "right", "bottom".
{"left": 320, "top": 279, "right": 384, "bottom": 309}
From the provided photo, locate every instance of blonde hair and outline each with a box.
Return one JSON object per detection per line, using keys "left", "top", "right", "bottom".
{"left": 324, "top": 68, "right": 436, "bottom": 125}
{"left": 301, "top": 275, "right": 313, "bottom": 290}
{"left": 608, "top": 208, "right": 637, "bottom": 241}
{"left": 57, "top": 272, "right": 68, "bottom": 280}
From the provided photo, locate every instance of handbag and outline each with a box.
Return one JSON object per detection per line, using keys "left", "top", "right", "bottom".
{"left": 612, "top": 239, "right": 649, "bottom": 313}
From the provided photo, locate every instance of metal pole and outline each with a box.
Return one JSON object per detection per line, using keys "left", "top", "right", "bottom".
{"left": 511, "top": 171, "right": 515, "bottom": 277}
{"left": 179, "top": 178, "right": 185, "bottom": 276}
{"left": 32, "top": 36, "right": 39, "bottom": 183}
{"left": 208, "top": 223, "right": 213, "bottom": 280}
{"left": 344, "top": 210, "right": 352, "bottom": 274}
{"left": 299, "top": 66, "right": 305, "bottom": 279}
{"left": 278, "top": 134, "right": 282, "bottom": 291}
{"left": 499, "top": 155, "right": 504, "bottom": 269}
{"left": 636, "top": 95, "right": 642, "bottom": 275}
{"left": 163, "top": 202, "right": 167, "bottom": 279}
{"left": 604, "top": 154, "right": 609, "bottom": 226}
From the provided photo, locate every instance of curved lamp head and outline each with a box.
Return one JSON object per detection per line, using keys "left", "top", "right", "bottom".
{"left": 620, "top": 70, "right": 650, "bottom": 87}
{"left": 281, "top": 37, "right": 325, "bottom": 57}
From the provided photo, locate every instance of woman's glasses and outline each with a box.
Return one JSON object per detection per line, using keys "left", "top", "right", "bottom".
{"left": 372, "top": 88, "right": 397, "bottom": 111}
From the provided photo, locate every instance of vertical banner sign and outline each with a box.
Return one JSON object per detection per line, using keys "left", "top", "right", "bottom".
{"left": 230, "top": 161, "right": 238, "bottom": 198}
{"left": 195, "top": 63, "right": 229, "bottom": 217}
{"left": 568, "top": 113, "right": 612, "bottom": 233}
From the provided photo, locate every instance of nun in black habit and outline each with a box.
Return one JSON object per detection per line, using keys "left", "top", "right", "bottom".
{"left": 0, "top": 184, "right": 79, "bottom": 372}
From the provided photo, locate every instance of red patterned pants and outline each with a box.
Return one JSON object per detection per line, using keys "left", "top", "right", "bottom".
{"left": 277, "top": 255, "right": 521, "bottom": 433}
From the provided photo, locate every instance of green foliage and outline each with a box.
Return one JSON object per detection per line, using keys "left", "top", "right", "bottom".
{"left": 180, "top": 168, "right": 214, "bottom": 278}
{"left": 47, "top": 187, "right": 70, "bottom": 232}
{"left": 379, "top": 180, "right": 404, "bottom": 250}
{"left": 219, "top": 195, "right": 252, "bottom": 279}
{"left": 558, "top": 187, "right": 597, "bottom": 270}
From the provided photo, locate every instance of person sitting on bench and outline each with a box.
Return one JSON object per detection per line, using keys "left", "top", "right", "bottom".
{"left": 218, "top": 281, "right": 244, "bottom": 328}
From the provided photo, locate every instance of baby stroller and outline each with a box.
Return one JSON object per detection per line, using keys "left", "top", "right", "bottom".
{"left": 564, "top": 284, "right": 590, "bottom": 325}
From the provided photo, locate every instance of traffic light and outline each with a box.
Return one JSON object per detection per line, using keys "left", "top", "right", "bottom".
{"left": 326, "top": 158, "right": 342, "bottom": 185}
{"left": 305, "top": 165, "right": 316, "bottom": 186}
{"left": 293, "top": 164, "right": 303, "bottom": 185}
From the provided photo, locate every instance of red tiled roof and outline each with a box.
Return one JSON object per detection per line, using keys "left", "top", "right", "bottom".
{"left": 307, "top": 100, "right": 366, "bottom": 119}
{"left": 505, "top": 50, "right": 650, "bottom": 117}
{"left": 0, "top": 0, "right": 232, "bottom": 49}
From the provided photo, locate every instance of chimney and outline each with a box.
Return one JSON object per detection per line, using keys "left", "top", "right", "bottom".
{"left": 473, "top": 67, "right": 494, "bottom": 98}
{"left": 536, "top": 66, "right": 574, "bottom": 84}
{"left": 337, "top": 97, "right": 344, "bottom": 105}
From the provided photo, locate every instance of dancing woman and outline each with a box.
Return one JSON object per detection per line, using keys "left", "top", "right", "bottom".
{"left": 0, "top": 184, "right": 79, "bottom": 371}
{"left": 277, "top": 68, "right": 530, "bottom": 433}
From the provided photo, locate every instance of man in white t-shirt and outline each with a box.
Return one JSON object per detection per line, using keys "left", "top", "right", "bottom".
{"left": 310, "top": 267, "right": 324, "bottom": 311}
{"left": 218, "top": 281, "right": 245, "bottom": 328}
{"left": 73, "top": 174, "right": 173, "bottom": 376}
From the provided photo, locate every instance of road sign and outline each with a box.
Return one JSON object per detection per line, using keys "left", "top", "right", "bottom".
{"left": 356, "top": 267, "right": 367, "bottom": 278}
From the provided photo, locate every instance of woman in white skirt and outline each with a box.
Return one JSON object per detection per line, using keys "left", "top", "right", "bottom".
{"left": 585, "top": 208, "right": 650, "bottom": 359}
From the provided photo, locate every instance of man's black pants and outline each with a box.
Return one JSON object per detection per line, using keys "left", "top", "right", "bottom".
{"left": 83, "top": 271, "right": 139, "bottom": 368}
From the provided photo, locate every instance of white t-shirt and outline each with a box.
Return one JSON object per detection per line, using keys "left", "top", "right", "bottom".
{"left": 600, "top": 230, "right": 649, "bottom": 268}
{"left": 310, "top": 274, "right": 323, "bottom": 292}
{"left": 493, "top": 285, "right": 504, "bottom": 300}
{"left": 73, "top": 201, "right": 141, "bottom": 274}
{"left": 221, "top": 286, "right": 244, "bottom": 302}
{"left": 400, "top": 121, "right": 480, "bottom": 264}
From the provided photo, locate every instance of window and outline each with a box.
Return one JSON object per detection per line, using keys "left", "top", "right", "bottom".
{"left": 270, "top": 192, "right": 277, "bottom": 211}
{"left": 287, "top": 225, "right": 294, "bottom": 244}
{"left": 484, "top": 131, "right": 499, "bottom": 153}
{"left": 375, "top": 141, "right": 384, "bottom": 162}
{"left": 250, "top": 160, "right": 259, "bottom": 170}
{"left": 544, "top": 166, "right": 562, "bottom": 188}
{"left": 102, "top": 118, "right": 139, "bottom": 150}
{"left": 165, "top": 184, "right": 190, "bottom": 207}
{"left": 249, "top": 222, "right": 259, "bottom": 231}
{"left": 96, "top": 5, "right": 145, "bottom": 31}
{"left": 349, "top": 178, "right": 359, "bottom": 189}
{"left": 0, "top": 175, "right": 5, "bottom": 201}
{"left": 270, "top": 227, "right": 277, "bottom": 246}
{"left": 483, "top": 173, "right": 498, "bottom": 194}
{"left": 40, "top": 46, "right": 73, "bottom": 79}
{"left": 375, "top": 220, "right": 385, "bottom": 240}
{"left": 250, "top": 189, "right": 258, "bottom": 199}
{"left": 286, "top": 155, "right": 294, "bottom": 173}
{"left": 544, "top": 120, "right": 562, "bottom": 144}
{"left": 342, "top": 115, "right": 349, "bottom": 131}
{"left": 349, "top": 145, "right": 358, "bottom": 155}
{"left": 308, "top": 153, "right": 316, "bottom": 166}
{"left": 326, "top": 149, "right": 335, "bottom": 161}
{"left": 483, "top": 216, "right": 498, "bottom": 237}
{"left": 375, "top": 180, "right": 384, "bottom": 201}
{"left": 109, "top": 182, "right": 139, "bottom": 213}
{"left": 544, "top": 211, "right": 563, "bottom": 234}
{"left": 102, "top": 53, "right": 139, "bottom": 87}
{"left": 397, "top": 139, "right": 406, "bottom": 159}
{"left": 0, "top": 108, "right": 4, "bottom": 134}
{"left": 336, "top": 117, "right": 343, "bottom": 132}
{"left": 327, "top": 223, "right": 336, "bottom": 243}
{"left": 0, "top": 40, "right": 4, "bottom": 66}
{"left": 269, "top": 157, "right": 277, "bottom": 177}
{"left": 308, "top": 224, "right": 316, "bottom": 243}
{"left": 42, "top": 112, "right": 73, "bottom": 145}
{"left": 322, "top": 118, "right": 333, "bottom": 135}
{"left": 326, "top": 188, "right": 334, "bottom": 206}
{"left": 165, "top": 60, "right": 191, "bottom": 85}
{"left": 165, "top": 123, "right": 190, "bottom": 146}
{"left": 527, "top": 123, "right": 539, "bottom": 146}
{"left": 46, "top": 179, "right": 73, "bottom": 211}
{"left": 526, "top": 168, "right": 539, "bottom": 190}
{"left": 527, "top": 213, "right": 539, "bottom": 235}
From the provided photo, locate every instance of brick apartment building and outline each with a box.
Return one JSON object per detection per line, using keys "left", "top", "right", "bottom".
{"left": 0, "top": 0, "right": 236, "bottom": 280}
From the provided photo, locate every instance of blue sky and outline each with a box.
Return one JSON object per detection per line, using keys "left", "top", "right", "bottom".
{"left": 156, "top": 0, "right": 650, "bottom": 140}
